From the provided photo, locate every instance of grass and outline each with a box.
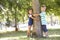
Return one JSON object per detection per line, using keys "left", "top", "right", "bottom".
{"left": 0, "top": 29, "right": 60, "bottom": 40}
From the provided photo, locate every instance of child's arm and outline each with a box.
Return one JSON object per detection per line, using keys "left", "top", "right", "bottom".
{"left": 33, "top": 14, "right": 40, "bottom": 17}
{"left": 29, "top": 15, "right": 36, "bottom": 20}
{"left": 29, "top": 14, "right": 40, "bottom": 21}
{"left": 31, "top": 16, "right": 39, "bottom": 21}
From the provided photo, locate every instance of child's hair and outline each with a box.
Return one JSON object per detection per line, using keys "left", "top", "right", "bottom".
{"left": 41, "top": 5, "right": 46, "bottom": 8}
{"left": 27, "top": 8, "right": 33, "bottom": 14}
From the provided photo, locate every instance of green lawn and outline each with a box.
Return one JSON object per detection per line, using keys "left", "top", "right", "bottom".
{"left": 0, "top": 29, "right": 60, "bottom": 40}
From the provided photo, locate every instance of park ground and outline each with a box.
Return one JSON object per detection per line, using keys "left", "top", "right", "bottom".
{"left": 0, "top": 29, "right": 60, "bottom": 40}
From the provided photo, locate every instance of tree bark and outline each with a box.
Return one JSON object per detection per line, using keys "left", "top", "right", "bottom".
{"left": 15, "top": 6, "right": 18, "bottom": 31}
{"left": 32, "top": 0, "right": 43, "bottom": 37}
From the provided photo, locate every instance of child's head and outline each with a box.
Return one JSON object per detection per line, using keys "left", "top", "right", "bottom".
{"left": 28, "top": 8, "right": 33, "bottom": 14}
{"left": 41, "top": 5, "right": 46, "bottom": 12}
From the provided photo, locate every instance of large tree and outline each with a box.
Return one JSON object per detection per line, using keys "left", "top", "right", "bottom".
{"left": 32, "top": 0, "right": 43, "bottom": 37}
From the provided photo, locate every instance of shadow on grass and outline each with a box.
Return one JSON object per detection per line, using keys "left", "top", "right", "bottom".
{"left": 0, "top": 29, "right": 60, "bottom": 40}
{"left": 31, "top": 37, "right": 60, "bottom": 40}
{"left": 18, "top": 37, "right": 60, "bottom": 40}
{"left": 0, "top": 31, "right": 26, "bottom": 38}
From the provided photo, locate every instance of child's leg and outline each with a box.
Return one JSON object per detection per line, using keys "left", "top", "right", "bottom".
{"left": 31, "top": 25, "right": 36, "bottom": 35}
{"left": 44, "top": 32, "right": 48, "bottom": 36}
{"left": 27, "top": 26, "right": 31, "bottom": 36}
{"left": 27, "top": 20, "right": 33, "bottom": 37}
{"left": 42, "top": 25, "right": 48, "bottom": 37}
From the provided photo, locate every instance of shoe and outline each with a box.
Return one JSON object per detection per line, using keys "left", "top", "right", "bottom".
{"left": 27, "top": 35, "right": 30, "bottom": 38}
{"left": 43, "top": 35, "right": 49, "bottom": 38}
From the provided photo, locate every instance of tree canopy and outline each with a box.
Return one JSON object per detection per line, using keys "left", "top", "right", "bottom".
{"left": 0, "top": 0, "right": 60, "bottom": 22}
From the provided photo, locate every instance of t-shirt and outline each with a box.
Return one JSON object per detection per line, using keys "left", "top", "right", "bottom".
{"left": 39, "top": 12, "right": 47, "bottom": 25}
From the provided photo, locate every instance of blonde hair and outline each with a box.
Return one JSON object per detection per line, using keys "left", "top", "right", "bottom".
{"left": 41, "top": 5, "right": 46, "bottom": 7}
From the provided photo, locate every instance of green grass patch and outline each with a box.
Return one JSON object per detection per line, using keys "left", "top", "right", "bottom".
{"left": 0, "top": 29, "right": 60, "bottom": 40}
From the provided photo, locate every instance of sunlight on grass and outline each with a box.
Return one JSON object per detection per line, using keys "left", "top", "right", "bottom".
{"left": 49, "top": 35, "right": 60, "bottom": 37}
{"left": 0, "top": 29, "right": 60, "bottom": 40}
{"left": 20, "top": 36, "right": 27, "bottom": 38}
{"left": 0, "top": 35, "right": 60, "bottom": 40}
{"left": 0, "top": 37, "right": 19, "bottom": 40}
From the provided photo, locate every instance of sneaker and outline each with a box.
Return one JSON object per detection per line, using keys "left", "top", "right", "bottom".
{"left": 27, "top": 35, "right": 30, "bottom": 37}
{"left": 43, "top": 35, "right": 49, "bottom": 38}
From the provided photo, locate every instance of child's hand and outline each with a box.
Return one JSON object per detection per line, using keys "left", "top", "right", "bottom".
{"left": 33, "top": 14, "right": 36, "bottom": 16}
{"left": 29, "top": 15, "right": 32, "bottom": 17}
{"left": 33, "top": 14, "right": 39, "bottom": 16}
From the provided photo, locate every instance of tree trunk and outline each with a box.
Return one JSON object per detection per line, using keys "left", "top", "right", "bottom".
{"left": 50, "top": 15, "right": 53, "bottom": 26}
{"left": 15, "top": 7, "right": 18, "bottom": 31}
{"left": 32, "top": 0, "right": 43, "bottom": 37}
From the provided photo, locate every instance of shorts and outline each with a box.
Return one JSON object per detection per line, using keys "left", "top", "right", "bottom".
{"left": 28, "top": 21, "right": 33, "bottom": 26}
{"left": 41, "top": 25, "right": 48, "bottom": 32}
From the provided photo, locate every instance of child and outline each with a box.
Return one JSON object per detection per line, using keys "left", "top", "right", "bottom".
{"left": 34, "top": 5, "right": 48, "bottom": 37}
{"left": 27, "top": 8, "right": 35, "bottom": 37}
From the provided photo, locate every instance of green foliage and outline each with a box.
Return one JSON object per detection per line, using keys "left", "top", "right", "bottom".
{"left": 39, "top": 0, "right": 60, "bottom": 16}
{"left": 0, "top": 0, "right": 60, "bottom": 22}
